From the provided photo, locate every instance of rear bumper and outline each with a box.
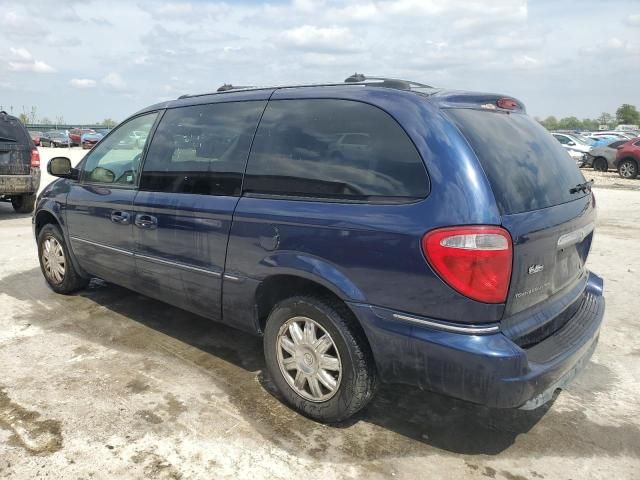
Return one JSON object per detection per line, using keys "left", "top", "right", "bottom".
{"left": 0, "top": 169, "right": 41, "bottom": 194}
{"left": 349, "top": 272, "right": 605, "bottom": 409}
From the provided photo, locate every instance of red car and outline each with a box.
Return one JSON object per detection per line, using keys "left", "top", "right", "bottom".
{"left": 68, "top": 128, "right": 95, "bottom": 147}
{"left": 29, "top": 131, "right": 42, "bottom": 146}
{"left": 615, "top": 137, "right": 640, "bottom": 179}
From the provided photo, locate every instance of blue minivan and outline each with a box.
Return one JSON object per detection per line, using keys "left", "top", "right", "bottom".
{"left": 34, "top": 76, "right": 605, "bottom": 422}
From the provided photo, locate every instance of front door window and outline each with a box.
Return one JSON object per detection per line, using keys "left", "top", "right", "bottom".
{"left": 82, "top": 113, "right": 158, "bottom": 186}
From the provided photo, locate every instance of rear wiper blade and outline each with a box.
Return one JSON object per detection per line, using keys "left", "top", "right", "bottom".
{"left": 0, "top": 136, "right": 16, "bottom": 142}
{"left": 569, "top": 179, "right": 593, "bottom": 194}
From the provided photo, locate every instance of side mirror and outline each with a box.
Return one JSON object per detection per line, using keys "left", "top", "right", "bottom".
{"left": 47, "top": 157, "right": 78, "bottom": 180}
{"left": 567, "top": 141, "right": 576, "bottom": 146}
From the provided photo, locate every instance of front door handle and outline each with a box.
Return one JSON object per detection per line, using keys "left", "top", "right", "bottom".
{"left": 110, "top": 210, "right": 130, "bottom": 225}
{"left": 135, "top": 214, "right": 158, "bottom": 229}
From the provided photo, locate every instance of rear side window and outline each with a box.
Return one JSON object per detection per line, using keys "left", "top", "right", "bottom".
{"left": 609, "top": 141, "right": 625, "bottom": 149}
{"left": 244, "top": 99, "right": 428, "bottom": 202}
{"left": 141, "top": 101, "right": 266, "bottom": 196}
{"left": 447, "top": 109, "right": 587, "bottom": 215}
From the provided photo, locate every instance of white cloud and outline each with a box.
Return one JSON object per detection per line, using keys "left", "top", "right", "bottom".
{"left": 8, "top": 59, "right": 55, "bottom": 73}
{"left": 7, "top": 46, "right": 54, "bottom": 72}
{"left": 102, "top": 72, "right": 126, "bottom": 90}
{"left": 277, "top": 25, "right": 363, "bottom": 53}
{"left": 9, "top": 47, "right": 32, "bottom": 60}
{"left": 70, "top": 78, "right": 97, "bottom": 88}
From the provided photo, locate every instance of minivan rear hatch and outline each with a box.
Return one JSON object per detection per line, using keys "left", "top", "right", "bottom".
{"left": 0, "top": 114, "right": 32, "bottom": 175}
{"left": 446, "top": 108, "right": 595, "bottom": 316}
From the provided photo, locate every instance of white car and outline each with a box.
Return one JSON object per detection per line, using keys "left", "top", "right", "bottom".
{"left": 552, "top": 133, "right": 592, "bottom": 166}
{"left": 565, "top": 148, "right": 587, "bottom": 166}
{"left": 589, "top": 131, "right": 634, "bottom": 140}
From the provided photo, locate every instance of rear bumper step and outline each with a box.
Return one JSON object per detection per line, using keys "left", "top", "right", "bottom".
{"left": 0, "top": 170, "right": 40, "bottom": 194}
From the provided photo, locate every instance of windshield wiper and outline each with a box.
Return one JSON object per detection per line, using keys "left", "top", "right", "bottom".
{"left": 569, "top": 179, "right": 593, "bottom": 194}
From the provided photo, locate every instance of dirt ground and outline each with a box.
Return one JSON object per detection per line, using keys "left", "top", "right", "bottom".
{"left": 0, "top": 148, "right": 639, "bottom": 479}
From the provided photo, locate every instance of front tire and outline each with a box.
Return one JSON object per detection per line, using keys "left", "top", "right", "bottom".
{"left": 593, "top": 157, "right": 608, "bottom": 171}
{"left": 37, "top": 224, "right": 89, "bottom": 294}
{"left": 618, "top": 159, "right": 638, "bottom": 179}
{"left": 11, "top": 193, "right": 36, "bottom": 213}
{"left": 263, "top": 295, "right": 377, "bottom": 423}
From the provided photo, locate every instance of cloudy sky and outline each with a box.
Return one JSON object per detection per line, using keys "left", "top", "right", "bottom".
{"left": 0, "top": 0, "right": 638, "bottom": 123}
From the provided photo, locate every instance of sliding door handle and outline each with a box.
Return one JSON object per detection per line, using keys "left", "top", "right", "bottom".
{"left": 110, "top": 210, "right": 130, "bottom": 225}
{"left": 135, "top": 214, "right": 158, "bottom": 229}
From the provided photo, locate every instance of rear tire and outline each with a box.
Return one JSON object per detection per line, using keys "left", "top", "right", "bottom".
{"left": 593, "top": 157, "right": 608, "bottom": 171}
{"left": 11, "top": 193, "right": 36, "bottom": 213}
{"left": 263, "top": 295, "right": 377, "bottom": 423}
{"left": 37, "top": 224, "right": 89, "bottom": 294}
{"left": 618, "top": 158, "right": 638, "bottom": 179}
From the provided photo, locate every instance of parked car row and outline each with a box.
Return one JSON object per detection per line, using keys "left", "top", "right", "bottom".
{"left": 31, "top": 128, "right": 113, "bottom": 150}
{"left": 551, "top": 129, "right": 640, "bottom": 179}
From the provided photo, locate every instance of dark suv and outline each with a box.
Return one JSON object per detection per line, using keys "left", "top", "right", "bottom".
{"left": 1, "top": 111, "right": 41, "bottom": 213}
{"left": 33, "top": 76, "right": 605, "bottom": 422}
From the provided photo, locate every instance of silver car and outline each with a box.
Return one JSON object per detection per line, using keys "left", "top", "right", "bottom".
{"left": 585, "top": 139, "right": 628, "bottom": 171}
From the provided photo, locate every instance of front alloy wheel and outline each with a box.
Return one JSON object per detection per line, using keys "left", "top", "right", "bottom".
{"left": 42, "top": 236, "right": 66, "bottom": 284}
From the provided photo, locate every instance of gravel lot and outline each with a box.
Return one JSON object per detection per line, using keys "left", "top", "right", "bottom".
{"left": 0, "top": 148, "right": 639, "bottom": 479}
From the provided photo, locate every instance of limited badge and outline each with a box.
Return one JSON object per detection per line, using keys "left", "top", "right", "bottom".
{"left": 528, "top": 264, "right": 544, "bottom": 275}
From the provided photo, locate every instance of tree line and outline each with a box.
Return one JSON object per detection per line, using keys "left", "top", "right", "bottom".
{"left": 537, "top": 104, "right": 640, "bottom": 131}
{"left": 0, "top": 105, "right": 117, "bottom": 128}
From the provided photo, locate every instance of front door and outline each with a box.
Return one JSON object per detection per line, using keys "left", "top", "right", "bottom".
{"left": 65, "top": 112, "right": 159, "bottom": 288}
{"left": 132, "top": 100, "right": 266, "bottom": 321}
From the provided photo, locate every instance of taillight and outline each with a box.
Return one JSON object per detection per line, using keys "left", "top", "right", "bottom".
{"left": 422, "top": 226, "right": 513, "bottom": 304}
{"left": 30, "top": 149, "right": 40, "bottom": 168}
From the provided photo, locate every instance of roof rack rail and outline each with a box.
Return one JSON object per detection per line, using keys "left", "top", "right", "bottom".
{"left": 217, "top": 83, "right": 255, "bottom": 92}
{"left": 344, "top": 73, "right": 433, "bottom": 90}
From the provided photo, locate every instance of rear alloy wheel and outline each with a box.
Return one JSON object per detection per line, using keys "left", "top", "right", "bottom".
{"left": 264, "top": 295, "right": 377, "bottom": 423}
{"left": 618, "top": 159, "right": 638, "bottom": 179}
{"left": 593, "top": 157, "right": 608, "bottom": 172}
{"left": 37, "top": 224, "right": 89, "bottom": 294}
{"left": 276, "top": 316, "right": 342, "bottom": 402}
{"left": 11, "top": 193, "right": 36, "bottom": 213}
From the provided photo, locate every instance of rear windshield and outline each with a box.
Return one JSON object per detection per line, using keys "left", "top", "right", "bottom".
{"left": 446, "top": 109, "right": 588, "bottom": 215}
{"left": 0, "top": 117, "right": 31, "bottom": 145}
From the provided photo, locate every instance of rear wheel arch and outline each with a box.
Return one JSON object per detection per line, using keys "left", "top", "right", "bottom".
{"left": 254, "top": 274, "right": 364, "bottom": 336}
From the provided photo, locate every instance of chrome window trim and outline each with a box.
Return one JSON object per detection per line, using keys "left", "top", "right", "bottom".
{"left": 393, "top": 313, "right": 500, "bottom": 334}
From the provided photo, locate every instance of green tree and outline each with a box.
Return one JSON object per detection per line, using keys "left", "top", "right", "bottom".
{"left": 539, "top": 115, "right": 558, "bottom": 130}
{"left": 100, "top": 118, "right": 117, "bottom": 127}
{"left": 18, "top": 113, "right": 29, "bottom": 124}
{"left": 598, "top": 112, "right": 614, "bottom": 126}
{"left": 558, "top": 116, "right": 582, "bottom": 130}
{"left": 616, "top": 104, "right": 640, "bottom": 125}
{"left": 581, "top": 118, "right": 599, "bottom": 131}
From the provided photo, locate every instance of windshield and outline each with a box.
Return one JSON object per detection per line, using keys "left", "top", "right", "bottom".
{"left": 446, "top": 108, "right": 588, "bottom": 215}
